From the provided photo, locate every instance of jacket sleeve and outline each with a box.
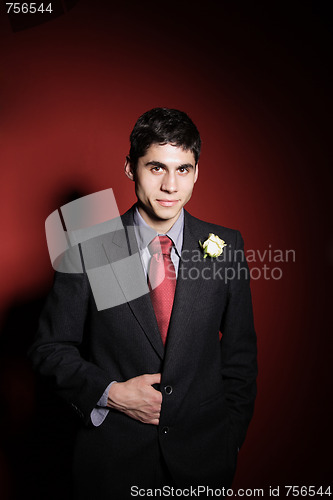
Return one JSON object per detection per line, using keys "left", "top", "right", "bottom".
{"left": 28, "top": 270, "right": 112, "bottom": 426}
{"left": 220, "top": 230, "right": 257, "bottom": 449}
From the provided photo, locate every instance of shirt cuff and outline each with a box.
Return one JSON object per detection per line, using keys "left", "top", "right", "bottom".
{"left": 90, "top": 381, "right": 117, "bottom": 427}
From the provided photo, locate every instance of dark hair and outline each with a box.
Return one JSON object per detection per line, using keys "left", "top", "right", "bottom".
{"left": 129, "top": 108, "right": 201, "bottom": 166}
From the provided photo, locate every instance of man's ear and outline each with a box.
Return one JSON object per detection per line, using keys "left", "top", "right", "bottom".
{"left": 124, "top": 156, "right": 135, "bottom": 181}
{"left": 194, "top": 163, "right": 199, "bottom": 183}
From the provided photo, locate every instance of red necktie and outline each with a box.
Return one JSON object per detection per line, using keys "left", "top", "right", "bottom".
{"left": 148, "top": 236, "right": 176, "bottom": 345}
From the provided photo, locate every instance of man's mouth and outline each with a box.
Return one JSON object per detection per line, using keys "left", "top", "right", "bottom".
{"left": 156, "top": 199, "right": 179, "bottom": 207}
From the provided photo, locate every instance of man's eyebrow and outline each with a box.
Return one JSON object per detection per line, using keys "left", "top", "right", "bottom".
{"left": 145, "top": 161, "right": 195, "bottom": 169}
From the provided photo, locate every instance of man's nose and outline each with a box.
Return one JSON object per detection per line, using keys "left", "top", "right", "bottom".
{"left": 161, "top": 172, "right": 177, "bottom": 193}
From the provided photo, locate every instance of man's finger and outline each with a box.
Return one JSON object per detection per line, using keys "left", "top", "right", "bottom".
{"left": 149, "top": 418, "right": 159, "bottom": 426}
{"left": 143, "top": 373, "right": 161, "bottom": 385}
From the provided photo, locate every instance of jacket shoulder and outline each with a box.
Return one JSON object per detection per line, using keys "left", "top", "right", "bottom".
{"left": 184, "top": 210, "right": 240, "bottom": 244}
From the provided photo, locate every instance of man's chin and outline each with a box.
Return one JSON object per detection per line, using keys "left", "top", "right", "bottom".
{"left": 152, "top": 205, "right": 181, "bottom": 221}
{"left": 137, "top": 201, "right": 183, "bottom": 224}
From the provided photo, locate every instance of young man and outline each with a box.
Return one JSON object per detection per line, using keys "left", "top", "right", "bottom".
{"left": 29, "top": 108, "right": 257, "bottom": 498}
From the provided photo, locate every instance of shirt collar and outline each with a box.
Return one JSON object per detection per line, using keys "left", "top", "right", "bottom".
{"left": 133, "top": 205, "right": 184, "bottom": 257}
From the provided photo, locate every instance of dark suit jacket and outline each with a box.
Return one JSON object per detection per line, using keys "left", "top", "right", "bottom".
{"left": 29, "top": 206, "right": 257, "bottom": 498}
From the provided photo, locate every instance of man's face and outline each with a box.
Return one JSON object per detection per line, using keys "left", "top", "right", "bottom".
{"left": 125, "top": 143, "right": 198, "bottom": 231}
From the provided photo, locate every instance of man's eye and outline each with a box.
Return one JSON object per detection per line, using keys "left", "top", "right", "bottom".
{"left": 151, "top": 167, "right": 163, "bottom": 172}
{"left": 178, "top": 167, "right": 189, "bottom": 173}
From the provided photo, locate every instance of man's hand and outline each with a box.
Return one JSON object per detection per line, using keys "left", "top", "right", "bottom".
{"left": 107, "top": 373, "right": 162, "bottom": 425}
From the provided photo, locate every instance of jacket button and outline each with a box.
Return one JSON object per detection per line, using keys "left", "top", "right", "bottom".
{"left": 161, "top": 426, "right": 169, "bottom": 434}
{"left": 164, "top": 385, "right": 173, "bottom": 395}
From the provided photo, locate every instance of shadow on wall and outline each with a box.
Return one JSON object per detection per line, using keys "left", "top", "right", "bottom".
{"left": 0, "top": 187, "right": 88, "bottom": 500}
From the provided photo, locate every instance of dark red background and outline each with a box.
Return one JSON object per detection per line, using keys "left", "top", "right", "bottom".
{"left": 0, "top": 1, "right": 332, "bottom": 498}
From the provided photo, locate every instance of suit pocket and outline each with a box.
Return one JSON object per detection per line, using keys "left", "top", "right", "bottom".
{"left": 199, "top": 389, "right": 224, "bottom": 408}
{"left": 197, "top": 388, "right": 229, "bottom": 431}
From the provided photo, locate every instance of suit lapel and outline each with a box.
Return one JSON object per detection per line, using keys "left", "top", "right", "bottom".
{"left": 163, "top": 211, "right": 208, "bottom": 365}
{"left": 102, "top": 207, "right": 212, "bottom": 362}
{"left": 104, "top": 207, "right": 164, "bottom": 359}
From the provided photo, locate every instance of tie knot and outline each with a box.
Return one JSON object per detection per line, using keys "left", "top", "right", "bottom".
{"left": 149, "top": 235, "right": 173, "bottom": 256}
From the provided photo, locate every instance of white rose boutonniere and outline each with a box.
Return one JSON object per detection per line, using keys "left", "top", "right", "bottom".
{"left": 200, "top": 233, "right": 227, "bottom": 258}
